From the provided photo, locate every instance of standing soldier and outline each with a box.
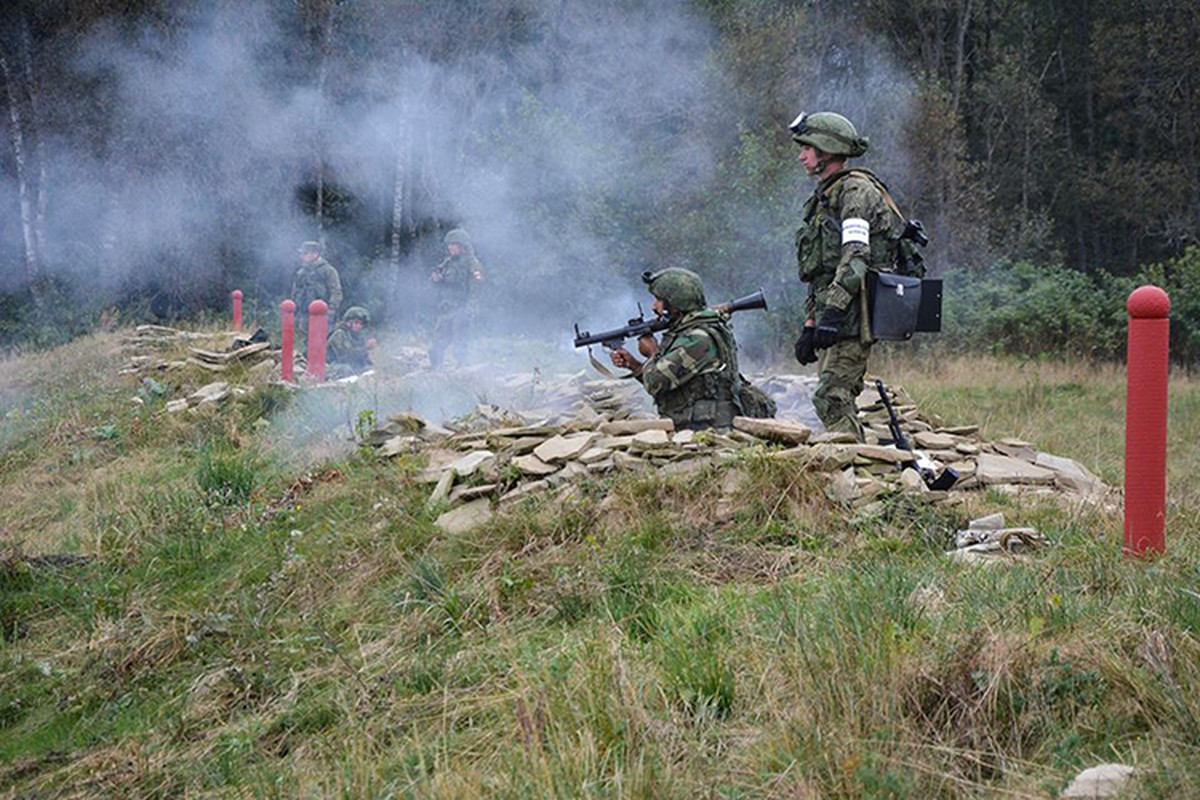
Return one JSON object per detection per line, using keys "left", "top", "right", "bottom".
{"left": 790, "top": 112, "right": 905, "bottom": 441}
{"left": 428, "top": 227, "right": 483, "bottom": 369}
{"left": 291, "top": 241, "right": 344, "bottom": 338}
{"left": 609, "top": 268, "right": 744, "bottom": 432}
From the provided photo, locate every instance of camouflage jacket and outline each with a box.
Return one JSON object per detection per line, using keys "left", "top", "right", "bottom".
{"left": 292, "top": 258, "right": 344, "bottom": 319}
{"left": 327, "top": 323, "right": 371, "bottom": 371}
{"left": 431, "top": 252, "right": 483, "bottom": 310}
{"left": 796, "top": 168, "right": 905, "bottom": 341}
{"left": 638, "top": 308, "right": 740, "bottom": 431}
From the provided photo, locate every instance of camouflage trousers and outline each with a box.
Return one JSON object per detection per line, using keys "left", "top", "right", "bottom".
{"left": 814, "top": 338, "right": 871, "bottom": 441}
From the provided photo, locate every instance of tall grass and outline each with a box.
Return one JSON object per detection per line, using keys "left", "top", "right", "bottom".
{"left": 3, "top": 332, "right": 1200, "bottom": 798}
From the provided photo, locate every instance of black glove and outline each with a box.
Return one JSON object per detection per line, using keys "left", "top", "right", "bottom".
{"left": 794, "top": 328, "right": 817, "bottom": 365}
{"left": 813, "top": 306, "right": 846, "bottom": 349}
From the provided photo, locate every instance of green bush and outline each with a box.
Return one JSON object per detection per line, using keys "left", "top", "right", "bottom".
{"left": 941, "top": 261, "right": 1137, "bottom": 360}
{"left": 1140, "top": 245, "right": 1200, "bottom": 366}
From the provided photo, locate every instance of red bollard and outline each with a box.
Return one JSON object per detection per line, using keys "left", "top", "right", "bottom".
{"left": 280, "top": 300, "right": 295, "bottom": 383}
{"left": 231, "top": 289, "right": 243, "bottom": 332}
{"left": 1124, "top": 285, "right": 1170, "bottom": 557}
{"left": 307, "top": 300, "right": 328, "bottom": 382}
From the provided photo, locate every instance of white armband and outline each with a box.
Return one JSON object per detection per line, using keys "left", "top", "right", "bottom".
{"left": 841, "top": 217, "right": 870, "bottom": 246}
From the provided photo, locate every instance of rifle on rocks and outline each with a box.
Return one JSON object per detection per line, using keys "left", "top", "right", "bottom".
{"left": 875, "top": 378, "right": 959, "bottom": 491}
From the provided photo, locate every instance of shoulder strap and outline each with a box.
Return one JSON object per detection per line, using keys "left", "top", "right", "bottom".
{"left": 843, "top": 168, "right": 908, "bottom": 224}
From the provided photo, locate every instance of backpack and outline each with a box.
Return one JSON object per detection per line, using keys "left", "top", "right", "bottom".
{"left": 738, "top": 377, "right": 777, "bottom": 419}
{"left": 842, "top": 169, "right": 929, "bottom": 278}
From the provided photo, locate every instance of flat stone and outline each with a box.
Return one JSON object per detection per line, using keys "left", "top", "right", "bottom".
{"left": 577, "top": 446, "right": 613, "bottom": 464}
{"left": 435, "top": 498, "right": 493, "bottom": 534}
{"left": 658, "top": 456, "right": 713, "bottom": 477}
{"left": 166, "top": 399, "right": 190, "bottom": 413}
{"left": 533, "top": 432, "right": 600, "bottom": 463}
{"left": 596, "top": 435, "right": 635, "bottom": 450}
{"left": 512, "top": 454, "right": 560, "bottom": 477}
{"left": 955, "top": 442, "right": 981, "bottom": 455}
{"left": 613, "top": 451, "right": 647, "bottom": 471}
{"left": 449, "top": 450, "right": 496, "bottom": 477}
{"left": 826, "top": 467, "right": 860, "bottom": 503}
{"left": 598, "top": 418, "right": 674, "bottom": 435}
{"left": 732, "top": 416, "right": 811, "bottom": 444}
{"left": 672, "top": 429, "right": 696, "bottom": 446}
{"left": 853, "top": 444, "right": 911, "bottom": 464}
{"left": 809, "top": 431, "right": 859, "bottom": 444}
{"left": 378, "top": 435, "right": 421, "bottom": 458}
{"left": 773, "top": 443, "right": 855, "bottom": 471}
{"left": 426, "top": 471, "right": 455, "bottom": 507}
{"left": 1060, "top": 764, "right": 1135, "bottom": 798}
{"left": 629, "top": 429, "right": 671, "bottom": 452}
{"left": 968, "top": 513, "right": 1006, "bottom": 530}
{"left": 899, "top": 467, "right": 929, "bottom": 493}
{"left": 913, "top": 431, "right": 962, "bottom": 450}
{"left": 450, "top": 484, "right": 499, "bottom": 502}
{"left": 975, "top": 453, "right": 1056, "bottom": 485}
{"left": 189, "top": 381, "right": 231, "bottom": 405}
{"left": 487, "top": 435, "right": 544, "bottom": 455}
{"left": 499, "top": 480, "right": 550, "bottom": 505}
{"left": 1035, "top": 452, "right": 1107, "bottom": 495}
{"left": 994, "top": 438, "right": 1037, "bottom": 462}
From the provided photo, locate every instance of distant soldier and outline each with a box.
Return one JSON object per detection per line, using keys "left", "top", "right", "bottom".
{"left": 609, "top": 268, "right": 747, "bottom": 431}
{"left": 326, "top": 306, "right": 376, "bottom": 377}
{"left": 790, "top": 111, "right": 905, "bottom": 441}
{"left": 291, "top": 241, "right": 344, "bottom": 335}
{"left": 428, "top": 227, "right": 483, "bottom": 369}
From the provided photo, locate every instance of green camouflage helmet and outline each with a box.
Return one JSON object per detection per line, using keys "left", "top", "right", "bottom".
{"left": 789, "top": 111, "right": 869, "bottom": 157}
{"left": 444, "top": 228, "right": 472, "bottom": 247}
{"left": 342, "top": 306, "right": 371, "bottom": 324}
{"left": 642, "top": 267, "right": 707, "bottom": 313}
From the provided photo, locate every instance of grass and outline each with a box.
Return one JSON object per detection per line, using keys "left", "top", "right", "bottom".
{"left": 1, "top": 327, "right": 1199, "bottom": 798}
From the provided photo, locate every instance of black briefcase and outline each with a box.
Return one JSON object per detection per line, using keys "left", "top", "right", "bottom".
{"left": 868, "top": 273, "right": 943, "bottom": 340}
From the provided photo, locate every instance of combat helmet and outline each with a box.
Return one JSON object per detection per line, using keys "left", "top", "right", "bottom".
{"left": 342, "top": 306, "right": 371, "bottom": 324}
{"left": 789, "top": 112, "right": 869, "bottom": 157}
{"left": 642, "top": 267, "right": 707, "bottom": 313}
{"left": 444, "top": 228, "right": 472, "bottom": 248}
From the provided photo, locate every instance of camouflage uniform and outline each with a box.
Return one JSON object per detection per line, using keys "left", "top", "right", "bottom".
{"left": 793, "top": 113, "right": 905, "bottom": 440}
{"left": 291, "top": 244, "right": 344, "bottom": 332}
{"left": 429, "top": 228, "right": 483, "bottom": 369}
{"left": 636, "top": 269, "right": 742, "bottom": 431}
{"left": 326, "top": 306, "right": 372, "bottom": 377}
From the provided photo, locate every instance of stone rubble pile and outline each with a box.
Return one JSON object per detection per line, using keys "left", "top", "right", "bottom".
{"left": 364, "top": 377, "right": 1114, "bottom": 534}
{"left": 119, "top": 325, "right": 278, "bottom": 378}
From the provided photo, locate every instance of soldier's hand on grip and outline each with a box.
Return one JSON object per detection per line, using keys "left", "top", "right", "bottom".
{"left": 794, "top": 328, "right": 818, "bottom": 365}
{"left": 813, "top": 307, "right": 846, "bottom": 349}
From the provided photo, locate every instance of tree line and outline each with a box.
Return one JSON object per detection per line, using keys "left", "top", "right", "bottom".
{"left": 1, "top": 0, "right": 1196, "bottom": 354}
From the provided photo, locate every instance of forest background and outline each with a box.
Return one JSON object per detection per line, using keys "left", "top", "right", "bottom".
{"left": 1, "top": 0, "right": 1198, "bottom": 363}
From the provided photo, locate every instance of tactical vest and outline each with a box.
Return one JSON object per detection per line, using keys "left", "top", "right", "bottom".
{"left": 294, "top": 259, "right": 338, "bottom": 310}
{"left": 795, "top": 168, "right": 905, "bottom": 340}
{"left": 653, "top": 310, "right": 742, "bottom": 431}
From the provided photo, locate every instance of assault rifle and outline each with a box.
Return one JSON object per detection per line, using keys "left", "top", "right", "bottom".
{"left": 875, "top": 378, "right": 959, "bottom": 491}
{"left": 573, "top": 289, "right": 768, "bottom": 350}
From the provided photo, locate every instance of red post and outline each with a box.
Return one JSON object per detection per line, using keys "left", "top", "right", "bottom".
{"left": 231, "top": 289, "right": 243, "bottom": 332}
{"left": 1125, "top": 285, "right": 1170, "bottom": 557}
{"left": 307, "top": 300, "right": 328, "bottom": 382}
{"left": 280, "top": 300, "right": 295, "bottom": 383}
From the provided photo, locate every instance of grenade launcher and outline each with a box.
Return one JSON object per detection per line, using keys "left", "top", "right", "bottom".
{"left": 573, "top": 289, "right": 768, "bottom": 350}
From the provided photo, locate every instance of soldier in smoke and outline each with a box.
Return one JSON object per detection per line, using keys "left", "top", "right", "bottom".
{"left": 609, "top": 268, "right": 747, "bottom": 431}
{"left": 428, "top": 227, "right": 483, "bottom": 369}
{"left": 291, "top": 240, "right": 344, "bottom": 340}
{"left": 790, "top": 112, "right": 905, "bottom": 441}
{"left": 326, "top": 306, "right": 376, "bottom": 378}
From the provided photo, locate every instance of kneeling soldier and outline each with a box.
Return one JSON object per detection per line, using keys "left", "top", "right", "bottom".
{"left": 610, "top": 268, "right": 744, "bottom": 431}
